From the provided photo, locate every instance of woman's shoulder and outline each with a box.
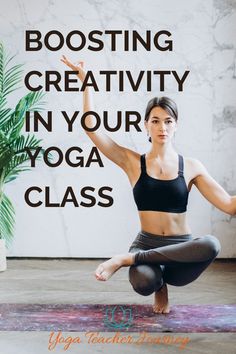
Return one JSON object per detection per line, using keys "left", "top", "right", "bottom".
{"left": 183, "top": 156, "right": 208, "bottom": 178}
{"left": 183, "top": 156, "right": 206, "bottom": 167}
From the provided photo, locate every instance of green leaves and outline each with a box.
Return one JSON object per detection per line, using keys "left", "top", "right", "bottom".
{"left": 2, "top": 91, "right": 46, "bottom": 140}
{"left": 0, "top": 130, "right": 14, "bottom": 174}
{"left": 0, "top": 192, "right": 15, "bottom": 247}
{"left": 4, "top": 133, "right": 43, "bottom": 184}
{"left": 0, "top": 42, "right": 23, "bottom": 104}
{"left": 0, "top": 42, "right": 46, "bottom": 247}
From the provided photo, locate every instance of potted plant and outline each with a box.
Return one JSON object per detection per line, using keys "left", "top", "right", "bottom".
{"left": 0, "top": 42, "right": 45, "bottom": 271}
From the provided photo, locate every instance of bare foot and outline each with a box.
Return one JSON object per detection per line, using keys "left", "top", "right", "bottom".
{"left": 95, "top": 253, "right": 135, "bottom": 281}
{"left": 153, "top": 283, "right": 170, "bottom": 314}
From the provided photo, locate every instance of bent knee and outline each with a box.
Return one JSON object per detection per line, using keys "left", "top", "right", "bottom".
{"left": 132, "top": 278, "right": 163, "bottom": 296}
{"left": 201, "top": 235, "right": 221, "bottom": 259}
{"left": 129, "top": 266, "right": 163, "bottom": 296}
{"left": 133, "top": 284, "right": 154, "bottom": 296}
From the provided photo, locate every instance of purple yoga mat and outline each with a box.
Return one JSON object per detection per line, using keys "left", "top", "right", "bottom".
{"left": 0, "top": 303, "right": 235, "bottom": 332}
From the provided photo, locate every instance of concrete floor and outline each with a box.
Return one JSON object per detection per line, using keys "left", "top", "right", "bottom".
{"left": 0, "top": 258, "right": 236, "bottom": 354}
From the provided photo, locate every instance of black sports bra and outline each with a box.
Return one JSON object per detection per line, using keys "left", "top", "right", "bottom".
{"left": 133, "top": 154, "right": 189, "bottom": 213}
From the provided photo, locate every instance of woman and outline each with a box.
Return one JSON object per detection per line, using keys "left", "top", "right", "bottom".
{"left": 61, "top": 56, "right": 236, "bottom": 314}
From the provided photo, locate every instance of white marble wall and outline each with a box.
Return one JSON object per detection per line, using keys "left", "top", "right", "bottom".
{"left": 0, "top": 0, "right": 235, "bottom": 257}
{"left": 211, "top": 0, "right": 236, "bottom": 256}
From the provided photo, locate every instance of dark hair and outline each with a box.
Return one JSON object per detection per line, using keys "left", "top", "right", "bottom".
{"left": 144, "top": 96, "right": 178, "bottom": 142}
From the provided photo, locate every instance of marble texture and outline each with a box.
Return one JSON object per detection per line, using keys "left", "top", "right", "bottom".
{"left": 0, "top": 0, "right": 235, "bottom": 257}
{"left": 211, "top": 0, "right": 236, "bottom": 256}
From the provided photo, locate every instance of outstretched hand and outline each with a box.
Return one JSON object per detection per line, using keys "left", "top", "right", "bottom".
{"left": 60, "top": 55, "right": 86, "bottom": 82}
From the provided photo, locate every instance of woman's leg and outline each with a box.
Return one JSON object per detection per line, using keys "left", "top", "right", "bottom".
{"left": 162, "top": 258, "right": 215, "bottom": 286}
{"left": 131, "top": 235, "right": 221, "bottom": 288}
{"left": 133, "top": 235, "right": 221, "bottom": 266}
{"left": 128, "top": 247, "right": 164, "bottom": 296}
{"left": 128, "top": 234, "right": 221, "bottom": 314}
{"left": 127, "top": 234, "right": 221, "bottom": 293}
{"left": 95, "top": 234, "right": 221, "bottom": 289}
{"left": 128, "top": 247, "right": 170, "bottom": 314}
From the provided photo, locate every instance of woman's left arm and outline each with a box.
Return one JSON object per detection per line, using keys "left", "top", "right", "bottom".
{"left": 191, "top": 159, "right": 236, "bottom": 216}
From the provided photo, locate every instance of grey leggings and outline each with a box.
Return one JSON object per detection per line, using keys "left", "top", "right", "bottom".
{"left": 128, "top": 231, "right": 221, "bottom": 296}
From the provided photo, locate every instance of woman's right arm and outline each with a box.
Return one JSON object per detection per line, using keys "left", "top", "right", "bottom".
{"left": 60, "top": 56, "right": 132, "bottom": 170}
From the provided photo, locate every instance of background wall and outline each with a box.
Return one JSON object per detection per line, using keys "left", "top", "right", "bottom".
{"left": 1, "top": 0, "right": 235, "bottom": 257}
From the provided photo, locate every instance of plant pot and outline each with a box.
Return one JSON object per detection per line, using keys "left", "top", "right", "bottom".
{"left": 0, "top": 239, "right": 7, "bottom": 271}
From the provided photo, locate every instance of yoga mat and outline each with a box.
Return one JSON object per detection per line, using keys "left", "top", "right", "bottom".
{"left": 0, "top": 304, "right": 235, "bottom": 332}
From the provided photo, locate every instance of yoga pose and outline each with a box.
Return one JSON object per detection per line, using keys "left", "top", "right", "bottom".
{"left": 61, "top": 56, "right": 236, "bottom": 314}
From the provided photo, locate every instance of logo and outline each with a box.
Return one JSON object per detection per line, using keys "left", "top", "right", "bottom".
{"left": 103, "top": 305, "right": 133, "bottom": 329}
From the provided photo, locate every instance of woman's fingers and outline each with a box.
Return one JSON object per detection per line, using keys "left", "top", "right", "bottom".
{"left": 73, "top": 60, "right": 84, "bottom": 69}
{"left": 60, "top": 56, "right": 74, "bottom": 68}
{"left": 60, "top": 56, "right": 85, "bottom": 74}
{"left": 60, "top": 56, "right": 86, "bottom": 82}
{"left": 61, "top": 54, "right": 69, "bottom": 64}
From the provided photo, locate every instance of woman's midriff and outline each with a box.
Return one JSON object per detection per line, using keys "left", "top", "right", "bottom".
{"left": 139, "top": 210, "right": 191, "bottom": 236}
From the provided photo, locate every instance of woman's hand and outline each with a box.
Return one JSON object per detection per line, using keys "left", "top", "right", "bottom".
{"left": 60, "top": 55, "right": 86, "bottom": 82}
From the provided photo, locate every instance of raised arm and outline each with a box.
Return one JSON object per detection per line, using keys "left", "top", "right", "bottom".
{"left": 60, "top": 55, "right": 130, "bottom": 170}
{"left": 191, "top": 158, "right": 236, "bottom": 216}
